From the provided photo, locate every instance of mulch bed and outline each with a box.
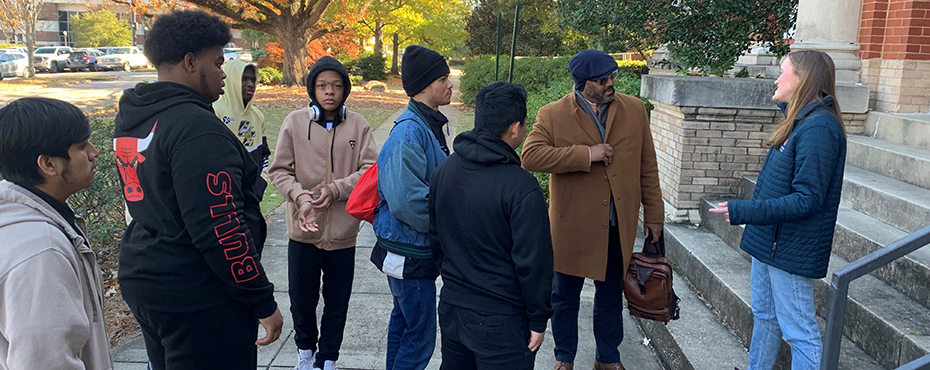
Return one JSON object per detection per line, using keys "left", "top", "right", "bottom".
{"left": 253, "top": 85, "right": 409, "bottom": 111}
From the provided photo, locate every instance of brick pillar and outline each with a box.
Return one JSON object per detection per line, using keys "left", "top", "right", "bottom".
{"left": 859, "top": 0, "right": 930, "bottom": 113}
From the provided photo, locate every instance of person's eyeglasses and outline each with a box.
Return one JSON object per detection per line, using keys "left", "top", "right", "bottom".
{"left": 597, "top": 71, "right": 618, "bottom": 86}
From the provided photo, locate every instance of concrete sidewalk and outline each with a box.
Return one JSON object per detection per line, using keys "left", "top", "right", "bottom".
{"left": 113, "top": 73, "right": 664, "bottom": 369}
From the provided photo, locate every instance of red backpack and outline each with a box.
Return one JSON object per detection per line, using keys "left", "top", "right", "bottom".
{"left": 346, "top": 162, "right": 379, "bottom": 223}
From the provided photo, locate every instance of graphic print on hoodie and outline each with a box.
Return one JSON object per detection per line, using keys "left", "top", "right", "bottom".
{"left": 214, "top": 59, "right": 270, "bottom": 200}
{"left": 114, "top": 81, "right": 276, "bottom": 318}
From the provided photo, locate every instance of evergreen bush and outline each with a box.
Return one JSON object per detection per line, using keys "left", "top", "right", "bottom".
{"left": 258, "top": 67, "right": 283, "bottom": 85}
{"left": 357, "top": 52, "right": 387, "bottom": 81}
{"left": 71, "top": 111, "right": 126, "bottom": 263}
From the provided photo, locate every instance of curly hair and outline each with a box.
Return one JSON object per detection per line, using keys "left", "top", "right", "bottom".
{"left": 143, "top": 10, "right": 232, "bottom": 68}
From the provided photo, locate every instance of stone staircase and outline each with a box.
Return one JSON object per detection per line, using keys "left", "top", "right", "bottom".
{"left": 638, "top": 112, "right": 930, "bottom": 369}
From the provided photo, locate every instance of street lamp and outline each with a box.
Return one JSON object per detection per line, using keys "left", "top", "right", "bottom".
{"left": 62, "top": 30, "right": 68, "bottom": 46}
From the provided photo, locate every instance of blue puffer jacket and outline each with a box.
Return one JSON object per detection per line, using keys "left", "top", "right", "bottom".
{"left": 373, "top": 104, "right": 449, "bottom": 258}
{"left": 729, "top": 96, "right": 847, "bottom": 279}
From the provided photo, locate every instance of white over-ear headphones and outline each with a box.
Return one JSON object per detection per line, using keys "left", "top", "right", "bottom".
{"left": 308, "top": 102, "right": 348, "bottom": 123}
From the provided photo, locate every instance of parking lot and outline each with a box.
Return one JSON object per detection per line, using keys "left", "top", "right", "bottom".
{"left": 0, "top": 70, "right": 158, "bottom": 111}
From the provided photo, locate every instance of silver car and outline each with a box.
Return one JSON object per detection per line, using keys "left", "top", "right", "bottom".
{"left": 0, "top": 52, "right": 29, "bottom": 79}
{"left": 223, "top": 48, "right": 252, "bottom": 62}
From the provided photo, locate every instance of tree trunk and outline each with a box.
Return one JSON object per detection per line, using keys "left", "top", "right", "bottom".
{"left": 373, "top": 21, "right": 383, "bottom": 56}
{"left": 25, "top": 28, "right": 35, "bottom": 78}
{"left": 390, "top": 32, "right": 399, "bottom": 74}
{"left": 277, "top": 25, "right": 309, "bottom": 86}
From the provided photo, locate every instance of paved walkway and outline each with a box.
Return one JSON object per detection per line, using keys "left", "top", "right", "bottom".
{"left": 113, "top": 70, "right": 664, "bottom": 369}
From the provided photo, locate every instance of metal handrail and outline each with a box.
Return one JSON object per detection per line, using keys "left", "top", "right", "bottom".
{"left": 820, "top": 224, "right": 930, "bottom": 370}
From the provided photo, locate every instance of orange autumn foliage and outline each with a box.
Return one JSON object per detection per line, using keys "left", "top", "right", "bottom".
{"left": 257, "top": 28, "right": 363, "bottom": 70}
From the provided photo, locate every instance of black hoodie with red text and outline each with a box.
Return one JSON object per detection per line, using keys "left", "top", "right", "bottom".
{"left": 114, "top": 81, "right": 276, "bottom": 319}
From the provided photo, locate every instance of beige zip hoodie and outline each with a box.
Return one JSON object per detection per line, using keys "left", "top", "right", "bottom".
{"left": 269, "top": 109, "right": 378, "bottom": 250}
{"left": 0, "top": 181, "right": 112, "bottom": 370}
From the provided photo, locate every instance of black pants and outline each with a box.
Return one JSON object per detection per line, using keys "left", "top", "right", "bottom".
{"left": 438, "top": 302, "right": 536, "bottom": 370}
{"left": 128, "top": 300, "right": 258, "bottom": 370}
{"left": 288, "top": 240, "right": 355, "bottom": 364}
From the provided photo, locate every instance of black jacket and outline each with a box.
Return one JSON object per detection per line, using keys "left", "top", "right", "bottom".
{"left": 428, "top": 128, "right": 553, "bottom": 332}
{"left": 114, "top": 82, "right": 276, "bottom": 319}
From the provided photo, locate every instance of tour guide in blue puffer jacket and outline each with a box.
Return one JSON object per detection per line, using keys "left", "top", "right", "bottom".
{"left": 711, "top": 50, "right": 848, "bottom": 370}
{"left": 728, "top": 96, "right": 846, "bottom": 280}
{"left": 369, "top": 45, "right": 453, "bottom": 370}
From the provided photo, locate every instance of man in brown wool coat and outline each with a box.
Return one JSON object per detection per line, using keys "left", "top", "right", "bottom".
{"left": 522, "top": 48, "right": 665, "bottom": 370}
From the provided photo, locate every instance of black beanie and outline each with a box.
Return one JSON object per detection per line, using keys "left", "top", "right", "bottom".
{"left": 401, "top": 45, "right": 450, "bottom": 97}
{"left": 569, "top": 49, "right": 618, "bottom": 92}
{"left": 306, "top": 56, "right": 351, "bottom": 106}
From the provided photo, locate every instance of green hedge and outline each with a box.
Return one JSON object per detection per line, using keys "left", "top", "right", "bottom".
{"left": 71, "top": 111, "right": 126, "bottom": 266}
{"left": 357, "top": 52, "right": 387, "bottom": 81}
{"left": 258, "top": 67, "right": 282, "bottom": 85}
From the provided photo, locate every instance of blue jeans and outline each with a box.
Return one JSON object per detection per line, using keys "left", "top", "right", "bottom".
{"left": 551, "top": 226, "right": 624, "bottom": 363}
{"left": 386, "top": 276, "right": 436, "bottom": 370}
{"left": 749, "top": 258, "right": 822, "bottom": 370}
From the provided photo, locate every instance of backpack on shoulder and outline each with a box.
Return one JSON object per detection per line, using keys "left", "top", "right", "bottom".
{"left": 346, "top": 163, "right": 378, "bottom": 223}
{"left": 624, "top": 233, "right": 680, "bottom": 323}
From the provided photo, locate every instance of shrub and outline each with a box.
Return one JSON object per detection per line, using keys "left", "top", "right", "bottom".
{"left": 70, "top": 110, "right": 125, "bottom": 267}
{"left": 617, "top": 60, "right": 649, "bottom": 79}
{"left": 356, "top": 52, "right": 387, "bottom": 81}
{"left": 257, "top": 42, "right": 284, "bottom": 70}
{"left": 258, "top": 67, "right": 283, "bottom": 85}
{"left": 460, "top": 55, "right": 571, "bottom": 107}
{"left": 250, "top": 48, "right": 267, "bottom": 64}
{"left": 349, "top": 75, "right": 363, "bottom": 87}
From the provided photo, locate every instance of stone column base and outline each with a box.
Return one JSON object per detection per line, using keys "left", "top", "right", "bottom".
{"left": 791, "top": 41, "right": 862, "bottom": 84}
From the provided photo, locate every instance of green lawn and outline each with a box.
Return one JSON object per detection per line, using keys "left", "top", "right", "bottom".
{"left": 258, "top": 107, "right": 395, "bottom": 216}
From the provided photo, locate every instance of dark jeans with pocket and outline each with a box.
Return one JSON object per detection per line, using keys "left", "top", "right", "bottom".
{"left": 288, "top": 240, "right": 355, "bottom": 365}
{"left": 129, "top": 299, "right": 258, "bottom": 370}
{"left": 551, "top": 225, "right": 625, "bottom": 363}
{"left": 438, "top": 301, "right": 536, "bottom": 370}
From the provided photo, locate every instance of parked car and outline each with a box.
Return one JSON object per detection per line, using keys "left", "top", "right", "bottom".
{"left": 66, "top": 50, "right": 103, "bottom": 72}
{"left": 0, "top": 46, "right": 28, "bottom": 54}
{"left": 0, "top": 52, "right": 30, "bottom": 79}
{"left": 33, "top": 46, "right": 73, "bottom": 73}
{"left": 223, "top": 48, "right": 252, "bottom": 62}
{"left": 97, "top": 46, "right": 150, "bottom": 71}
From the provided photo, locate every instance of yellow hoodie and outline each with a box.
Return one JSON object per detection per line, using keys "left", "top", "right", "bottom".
{"left": 214, "top": 59, "right": 270, "bottom": 198}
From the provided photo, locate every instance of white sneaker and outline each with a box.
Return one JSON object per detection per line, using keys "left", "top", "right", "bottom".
{"left": 295, "top": 349, "right": 315, "bottom": 370}
{"left": 322, "top": 360, "right": 337, "bottom": 370}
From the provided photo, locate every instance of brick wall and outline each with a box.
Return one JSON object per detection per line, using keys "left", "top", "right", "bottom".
{"left": 859, "top": 0, "right": 930, "bottom": 112}
{"left": 650, "top": 101, "right": 867, "bottom": 214}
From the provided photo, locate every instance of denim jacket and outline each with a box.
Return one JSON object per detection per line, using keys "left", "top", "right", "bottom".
{"left": 373, "top": 105, "right": 449, "bottom": 259}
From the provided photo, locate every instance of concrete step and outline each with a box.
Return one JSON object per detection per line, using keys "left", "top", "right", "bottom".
{"left": 864, "top": 112, "right": 930, "bottom": 152}
{"left": 633, "top": 269, "right": 748, "bottom": 370}
{"left": 664, "top": 223, "right": 885, "bottom": 370}
{"left": 847, "top": 135, "right": 930, "bottom": 190}
{"left": 695, "top": 201, "right": 930, "bottom": 368}
{"left": 832, "top": 206, "right": 930, "bottom": 310}
{"left": 842, "top": 166, "right": 930, "bottom": 234}
{"left": 738, "top": 175, "right": 757, "bottom": 200}
{"left": 741, "top": 169, "right": 930, "bottom": 234}
{"left": 716, "top": 174, "right": 930, "bottom": 310}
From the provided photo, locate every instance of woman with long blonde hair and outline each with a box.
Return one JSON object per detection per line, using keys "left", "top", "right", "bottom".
{"left": 710, "top": 50, "right": 848, "bottom": 369}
